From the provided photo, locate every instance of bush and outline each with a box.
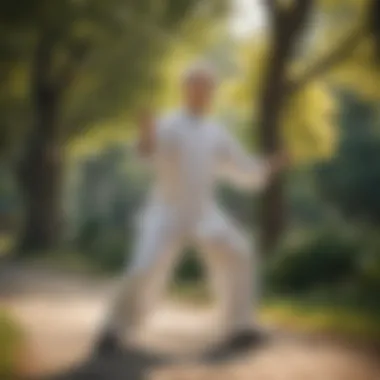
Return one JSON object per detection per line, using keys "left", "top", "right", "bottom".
{"left": 266, "top": 227, "right": 360, "bottom": 295}
{"left": 75, "top": 220, "right": 130, "bottom": 272}
{"left": 353, "top": 232, "right": 380, "bottom": 308}
{"left": 91, "top": 229, "right": 129, "bottom": 272}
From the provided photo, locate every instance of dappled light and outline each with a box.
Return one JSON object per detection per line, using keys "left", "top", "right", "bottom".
{"left": 1, "top": 0, "right": 380, "bottom": 379}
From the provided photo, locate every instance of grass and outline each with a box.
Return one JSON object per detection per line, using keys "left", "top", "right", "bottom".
{"left": 261, "top": 298, "right": 380, "bottom": 343}
{"left": 171, "top": 282, "right": 380, "bottom": 345}
{"left": 14, "top": 249, "right": 110, "bottom": 278}
{"left": 0, "top": 310, "right": 24, "bottom": 379}
{"left": 28, "top": 250, "right": 101, "bottom": 273}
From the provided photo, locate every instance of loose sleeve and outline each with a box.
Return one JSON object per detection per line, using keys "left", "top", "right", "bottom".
{"left": 217, "top": 127, "right": 271, "bottom": 191}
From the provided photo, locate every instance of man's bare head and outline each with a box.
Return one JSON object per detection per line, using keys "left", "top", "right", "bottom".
{"left": 182, "top": 61, "right": 217, "bottom": 115}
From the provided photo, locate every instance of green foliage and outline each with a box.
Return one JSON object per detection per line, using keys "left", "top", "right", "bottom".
{"left": 0, "top": 311, "right": 23, "bottom": 378}
{"left": 267, "top": 222, "right": 380, "bottom": 310}
{"left": 86, "top": 228, "right": 129, "bottom": 272}
{"left": 353, "top": 231, "right": 380, "bottom": 305}
{"left": 261, "top": 297, "right": 380, "bottom": 343}
{"left": 174, "top": 248, "right": 204, "bottom": 283}
{"left": 286, "top": 168, "right": 330, "bottom": 228}
{"left": 316, "top": 93, "right": 380, "bottom": 224}
{"left": 0, "top": 0, "right": 224, "bottom": 159}
{"left": 267, "top": 227, "right": 360, "bottom": 295}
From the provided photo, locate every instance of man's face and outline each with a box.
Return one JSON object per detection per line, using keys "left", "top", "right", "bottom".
{"left": 183, "top": 74, "right": 215, "bottom": 114}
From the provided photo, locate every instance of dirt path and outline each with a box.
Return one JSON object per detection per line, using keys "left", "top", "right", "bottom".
{"left": 1, "top": 264, "right": 379, "bottom": 380}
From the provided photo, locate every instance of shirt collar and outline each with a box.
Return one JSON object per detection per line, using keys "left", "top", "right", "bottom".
{"left": 181, "top": 108, "right": 206, "bottom": 123}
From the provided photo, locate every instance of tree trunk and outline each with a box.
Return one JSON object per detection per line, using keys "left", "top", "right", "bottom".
{"left": 17, "top": 32, "right": 63, "bottom": 254}
{"left": 258, "top": 1, "right": 313, "bottom": 253}
{"left": 258, "top": 34, "right": 293, "bottom": 253}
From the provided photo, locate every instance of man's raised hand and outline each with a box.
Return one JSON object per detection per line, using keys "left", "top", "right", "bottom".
{"left": 137, "top": 108, "right": 156, "bottom": 156}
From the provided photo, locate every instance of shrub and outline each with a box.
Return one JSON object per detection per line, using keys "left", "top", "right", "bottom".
{"left": 266, "top": 227, "right": 360, "bottom": 295}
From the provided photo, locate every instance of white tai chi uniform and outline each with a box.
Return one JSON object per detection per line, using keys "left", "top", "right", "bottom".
{"left": 107, "top": 110, "right": 271, "bottom": 337}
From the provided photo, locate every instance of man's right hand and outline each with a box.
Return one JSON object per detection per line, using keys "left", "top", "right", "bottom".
{"left": 268, "top": 151, "right": 291, "bottom": 174}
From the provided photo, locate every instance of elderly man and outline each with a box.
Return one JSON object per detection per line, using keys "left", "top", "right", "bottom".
{"left": 95, "top": 62, "right": 289, "bottom": 357}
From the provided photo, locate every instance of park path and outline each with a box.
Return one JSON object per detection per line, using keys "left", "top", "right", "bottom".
{"left": 1, "top": 264, "right": 379, "bottom": 380}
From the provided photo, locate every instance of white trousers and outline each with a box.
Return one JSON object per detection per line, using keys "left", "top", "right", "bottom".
{"left": 106, "top": 202, "right": 258, "bottom": 336}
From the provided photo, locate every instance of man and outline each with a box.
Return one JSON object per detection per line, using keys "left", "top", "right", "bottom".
{"left": 95, "top": 62, "right": 289, "bottom": 357}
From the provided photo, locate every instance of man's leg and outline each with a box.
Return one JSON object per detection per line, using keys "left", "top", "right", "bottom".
{"left": 95, "top": 205, "right": 181, "bottom": 355}
{"left": 196, "top": 210, "right": 264, "bottom": 356}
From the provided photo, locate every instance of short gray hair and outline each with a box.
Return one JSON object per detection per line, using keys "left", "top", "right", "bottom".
{"left": 182, "top": 61, "right": 218, "bottom": 85}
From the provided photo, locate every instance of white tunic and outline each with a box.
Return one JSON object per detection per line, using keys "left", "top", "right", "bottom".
{"left": 139, "top": 110, "right": 269, "bottom": 237}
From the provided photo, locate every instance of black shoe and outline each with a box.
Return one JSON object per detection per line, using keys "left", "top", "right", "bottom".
{"left": 93, "top": 330, "right": 124, "bottom": 357}
{"left": 204, "top": 328, "right": 270, "bottom": 362}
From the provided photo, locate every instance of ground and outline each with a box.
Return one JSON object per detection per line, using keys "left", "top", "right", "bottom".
{"left": 0, "top": 264, "right": 379, "bottom": 380}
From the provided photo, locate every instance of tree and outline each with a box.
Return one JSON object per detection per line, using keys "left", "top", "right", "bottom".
{"left": 220, "top": 40, "right": 337, "bottom": 164}
{"left": 257, "top": 0, "right": 378, "bottom": 252}
{"left": 0, "top": 0, "right": 223, "bottom": 253}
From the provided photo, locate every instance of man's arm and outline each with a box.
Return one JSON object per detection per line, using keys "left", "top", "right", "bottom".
{"left": 218, "top": 127, "right": 290, "bottom": 191}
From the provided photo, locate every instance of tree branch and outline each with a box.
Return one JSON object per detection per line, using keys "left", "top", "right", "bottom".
{"left": 266, "top": 0, "right": 288, "bottom": 30}
{"left": 288, "top": 0, "right": 314, "bottom": 28}
{"left": 288, "top": 26, "right": 365, "bottom": 95}
{"left": 267, "top": 0, "right": 314, "bottom": 41}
